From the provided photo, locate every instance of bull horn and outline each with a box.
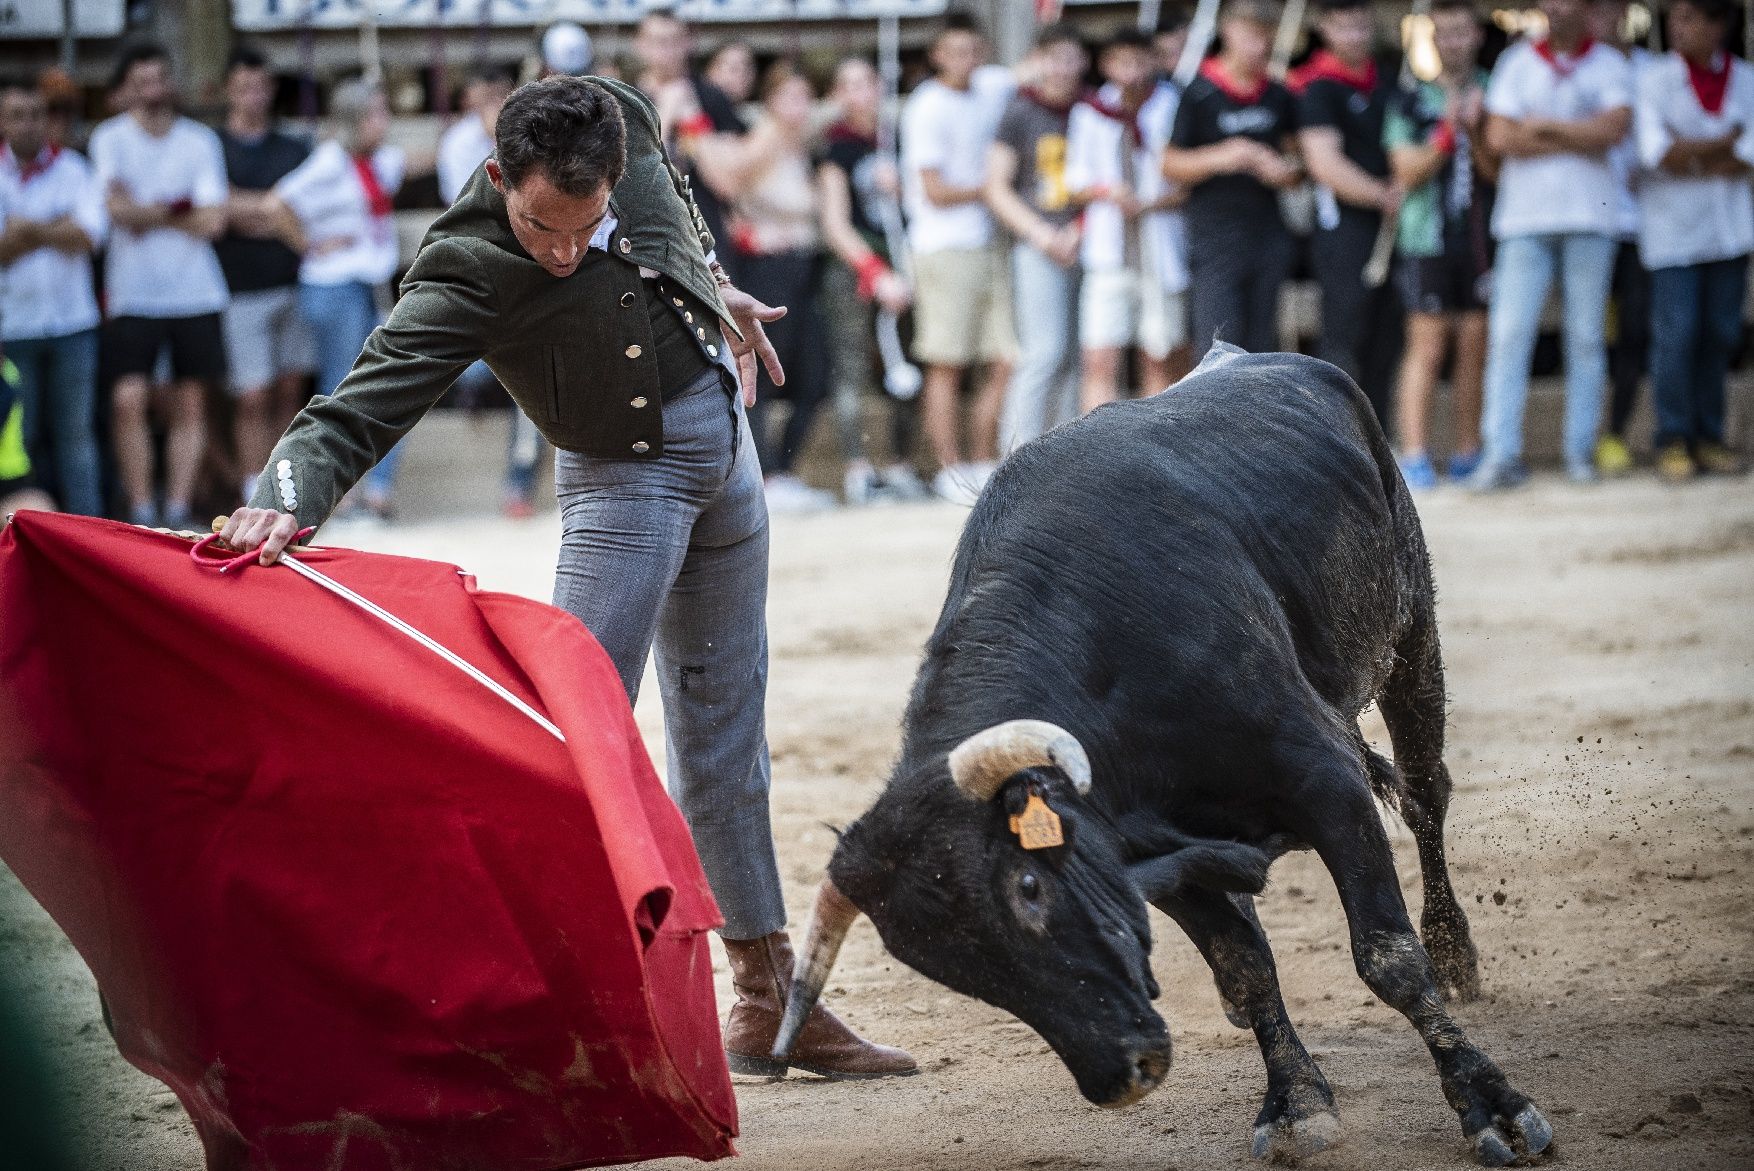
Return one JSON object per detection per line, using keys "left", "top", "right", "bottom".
{"left": 772, "top": 877, "right": 862, "bottom": 1062}
{"left": 949, "top": 719, "right": 1092, "bottom": 801}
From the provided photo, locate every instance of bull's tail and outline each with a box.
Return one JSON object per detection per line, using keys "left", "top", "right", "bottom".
{"left": 1361, "top": 737, "right": 1408, "bottom": 816}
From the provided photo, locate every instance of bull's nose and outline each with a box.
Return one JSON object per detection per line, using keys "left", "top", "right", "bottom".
{"left": 1101, "top": 1039, "right": 1174, "bottom": 1109}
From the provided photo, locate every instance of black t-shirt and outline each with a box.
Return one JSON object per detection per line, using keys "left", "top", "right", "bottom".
{"left": 216, "top": 127, "right": 311, "bottom": 294}
{"left": 1297, "top": 74, "right": 1392, "bottom": 181}
{"left": 816, "top": 123, "right": 889, "bottom": 258}
{"left": 1171, "top": 70, "right": 1298, "bottom": 244}
{"left": 684, "top": 77, "right": 746, "bottom": 274}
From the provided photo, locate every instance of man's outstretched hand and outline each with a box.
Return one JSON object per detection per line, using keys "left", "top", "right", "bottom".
{"left": 719, "top": 282, "right": 787, "bottom": 407}
{"left": 219, "top": 507, "right": 302, "bottom": 565}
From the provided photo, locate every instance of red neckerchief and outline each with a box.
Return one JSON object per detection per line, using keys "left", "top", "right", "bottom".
{"left": 1083, "top": 89, "right": 1145, "bottom": 147}
{"left": 9, "top": 143, "right": 62, "bottom": 184}
{"left": 824, "top": 120, "right": 876, "bottom": 149}
{"left": 1532, "top": 37, "right": 1597, "bottom": 78}
{"left": 351, "top": 153, "right": 393, "bottom": 219}
{"left": 1287, "top": 49, "right": 1377, "bottom": 97}
{"left": 1020, "top": 85, "right": 1080, "bottom": 116}
{"left": 1685, "top": 50, "right": 1730, "bottom": 115}
{"left": 1200, "top": 57, "right": 1269, "bottom": 105}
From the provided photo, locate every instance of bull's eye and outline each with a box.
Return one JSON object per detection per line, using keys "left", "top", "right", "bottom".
{"left": 1019, "top": 872, "right": 1041, "bottom": 902}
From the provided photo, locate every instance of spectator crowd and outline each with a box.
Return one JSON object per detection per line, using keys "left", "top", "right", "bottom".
{"left": 1, "top": 0, "right": 1748, "bottom": 527}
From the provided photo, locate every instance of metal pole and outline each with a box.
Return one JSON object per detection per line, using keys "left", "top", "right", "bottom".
{"left": 1139, "top": 0, "right": 1163, "bottom": 33}
{"left": 59, "top": 0, "right": 75, "bottom": 74}
{"left": 1175, "top": 0, "right": 1222, "bottom": 86}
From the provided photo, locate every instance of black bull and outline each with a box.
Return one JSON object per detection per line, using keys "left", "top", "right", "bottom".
{"left": 774, "top": 349, "right": 1553, "bottom": 1166}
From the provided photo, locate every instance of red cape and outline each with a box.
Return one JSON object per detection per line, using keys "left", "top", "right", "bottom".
{"left": 0, "top": 512, "right": 736, "bottom": 1170}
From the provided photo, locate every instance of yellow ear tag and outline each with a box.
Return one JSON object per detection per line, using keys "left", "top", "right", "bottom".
{"left": 1009, "top": 792, "right": 1065, "bottom": 850}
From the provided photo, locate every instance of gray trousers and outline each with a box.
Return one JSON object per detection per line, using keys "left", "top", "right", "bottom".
{"left": 552, "top": 372, "right": 785, "bottom": 941}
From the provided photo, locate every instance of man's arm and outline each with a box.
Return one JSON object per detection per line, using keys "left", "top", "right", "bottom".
{"left": 0, "top": 219, "right": 43, "bottom": 264}
{"left": 223, "top": 238, "right": 494, "bottom": 561}
{"left": 1301, "top": 125, "right": 1397, "bottom": 210}
{"left": 1161, "top": 136, "right": 1270, "bottom": 184}
{"left": 985, "top": 141, "right": 1078, "bottom": 263}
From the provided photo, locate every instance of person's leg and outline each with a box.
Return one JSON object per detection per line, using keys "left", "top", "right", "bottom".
{"left": 298, "top": 282, "right": 357, "bottom": 398}
{"left": 1646, "top": 264, "right": 1701, "bottom": 452}
{"left": 967, "top": 245, "right": 1015, "bottom": 466}
{"left": 1244, "top": 230, "right": 1295, "bottom": 355}
{"left": 1395, "top": 312, "right": 1451, "bottom": 458}
{"left": 104, "top": 315, "right": 163, "bottom": 522}
{"left": 770, "top": 253, "right": 828, "bottom": 476}
{"left": 920, "top": 363, "right": 964, "bottom": 471}
{"left": 1002, "top": 244, "right": 1076, "bottom": 451}
{"left": 161, "top": 378, "right": 206, "bottom": 526}
{"left": 1362, "top": 275, "right": 1407, "bottom": 432}
{"left": 1694, "top": 254, "right": 1748, "bottom": 451}
{"left": 1478, "top": 234, "right": 1555, "bottom": 477}
{"left": 1606, "top": 240, "right": 1651, "bottom": 437}
{"left": 1556, "top": 233, "right": 1617, "bottom": 476}
{"left": 1449, "top": 310, "right": 1488, "bottom": 467}
{"left": 7, "top": 338, "right": 50, "bottom": 475}
{"left": 1187, "top": 237, "right": 1244, "bottom": 355}
{"left": 821, "top": 259, "right": 875, "bottom": 468}
{"left": 1310, "top": 217, "right": 1374, "bottom": 387}
{"left": 653, "top": 394, "right": 782, "bottom": 941}
{"left": 43, "top": 330, "right": 103, "bottom": 517}
{"left": 1078, "top": 267, "right": 1136, "bottom": 413}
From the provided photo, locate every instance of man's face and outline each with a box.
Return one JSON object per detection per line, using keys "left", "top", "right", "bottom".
{"left": 226, "top": 64, "right": 273, "bottom": 122}
{"left": 1540, "top": 0, "right": 1588, "bottom": 42}
{"left": 488, "top": 161, "right": 612, "bottom": 280}
{"left": 636, "top": 16, "right": 690, "bottom": 81}
{"left": 706, "top": 45, "right": 757, "bottom": 104}
{"left": 1155, "top": 28, "right": 1190, "bottom": 75}
{"left": 1038, "top": 39, "right": 1089, "bottom": 99}
{"left": 1668, "top": 0, "right": 1728, "bottom": 58}
{"left": 1220, "top": 16, "right": 1274, "bottom": 72}
{"left": 1318, "top": 7, "right": 1377, "bottom": 63}
{"left": 832, "top": 59, "right": 881, "bottom": 120}
{"left": 122, "top": 58, "right": 173, "bottom": 113}
{"left": 0, "top": 89, "right": 47, "bottom": 158}
{"left": 1587, "top": 0, "right": 1630, "bottom": 42}
{"left": 1432, "top": 9, "right": 1484, "bottom": 73}
{"left": 1102, "top": 44, "right": 1155, "bottom": 92}
{"left": 931, "top": 30, "right": 981, "bottom": 88}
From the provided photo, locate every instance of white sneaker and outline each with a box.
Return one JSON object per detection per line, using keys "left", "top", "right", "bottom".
{"left": 765, "top": 473, "right": 837, "bottom": 514}
{"left": 931, "top": 464, "right": 983, "bottom": 507}
{"left": 877, "top": 463, "right": 931, "bottom": 503}
{"left": 968, "top": 460, "right": 999, "bottom": 490}
{"left": 843, "top": 461, "right": 880, "bottom": 506}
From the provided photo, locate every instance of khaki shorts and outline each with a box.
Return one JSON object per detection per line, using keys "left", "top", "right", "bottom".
{"left": 910, "top": 245, "right": 1017, "bottom": 367}
{"left": 1079, "top": 267, "right": 1188, "bottom": 359}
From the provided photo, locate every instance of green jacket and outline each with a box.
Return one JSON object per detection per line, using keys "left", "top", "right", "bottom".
{"left": 248, "top": 76, "right": 736, "bottom": 528}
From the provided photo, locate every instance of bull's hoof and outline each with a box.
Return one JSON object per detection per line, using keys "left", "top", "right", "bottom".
{"left": 1470, "top": 1103, "right": 1553, "bottom": 1166}
{"left": 1251, "top": 1107, "right": 1341, "bottom": 1164}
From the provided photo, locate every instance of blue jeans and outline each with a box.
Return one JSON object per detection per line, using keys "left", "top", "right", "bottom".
{"left": 299, "top": 280, "right": 405, "bottom": 502}
{"left": 552, "top": 377, "right": 782, "bottom": 940}
{"left": 6, "top": 329, "right": 102, "bottom": 515}
{"left": 1649, "top": 255, "right": 1747, "bottom": 448}
{"left": 1481, "top": 232, "right": 1616, "bottom": 469}
{"left": 1001, "top": 243, "right": 1081, "bottom": 452}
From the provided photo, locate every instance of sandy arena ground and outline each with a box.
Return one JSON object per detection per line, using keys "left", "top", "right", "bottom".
{"left": 3, "top": 439, "right": 1752, "bottom": 1170}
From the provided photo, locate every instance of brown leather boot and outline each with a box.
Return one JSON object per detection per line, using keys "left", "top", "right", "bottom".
{"left": 720, "top": 931, "right": 918, "bottom": 1080}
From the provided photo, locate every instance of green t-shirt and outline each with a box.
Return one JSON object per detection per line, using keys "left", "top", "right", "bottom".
{"left": 1382, "top": 72, "right": 1491, "bottom": 258}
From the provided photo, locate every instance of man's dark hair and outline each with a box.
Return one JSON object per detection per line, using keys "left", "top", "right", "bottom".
{"left": 1035, "top": 22, "right": 1083, "bottom": 50}
{"left": 935, "top": 12, "right": 986, "bottom": 48}
{"left": 226, "top": 44, "right": 269, "bottom": 76}
{"left": 495, "top": 76, "right": 627, "bottom": 197}
{"left": 1673, "top": 0, "right": 1737, "bottom": 22}
{"left": 1317, "top": 0, "right": 1371, "bottom": 11}
{"left": 1105, "top": 27, "right": 1155, "bottom": 53}
{"left": 1155, "top": 5, "right": 1193, "bottom": 34}
{"left": 110, "top": 41, "right": 168, "bottom": 93}
{"left": 1430, "top": 0, "right": 1480, "bottom": 13}
{"left": 469, "top": 64, "right": 518, "bottom": 88}
{"left": 0, "top": 74, "right": 36, "bottom": 99}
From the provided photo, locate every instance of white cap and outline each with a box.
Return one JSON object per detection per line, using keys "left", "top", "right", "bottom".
{"left": 542, "top": 22, "right": 594, "bottom": 77}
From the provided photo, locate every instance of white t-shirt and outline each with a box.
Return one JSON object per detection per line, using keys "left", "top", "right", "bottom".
{"left": 0, "top": 145, "right": 107, "bottom": 341}
{"left": 1634, "top": 51, "right": 1754, "bottom": 270}
{"left": 1485, "top": 39, "right": 1633, "bottom": 239}
{"left": 437, "top": 114, "right": 494, "bottom": 205}
{"left": 902, "top": 78, "right": 999, "bottom": 255}
{"left": 1065, "top": 81, "right": 1188, "bottom": 292}
{"left": 87, "top": 113, "right": 230, "bottom": 317}
{"left": 275, "top": 140, "right": 406, "bottom": 287}
{"left": 1603, "top": 45, "right": 1656, "bottom": 238}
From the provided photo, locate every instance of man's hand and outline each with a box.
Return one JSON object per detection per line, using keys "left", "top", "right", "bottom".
{"left": 1042, "top": 222, "right": 1081, "bottom": 267}
{"left": 873, "top": 270, "right": 913, "bottom": 316}
{"left": 719, "top": 282, "right": 787, "bottom": 407}
{"left": 218, "top": 506, "right": 302, "bottom": 566}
